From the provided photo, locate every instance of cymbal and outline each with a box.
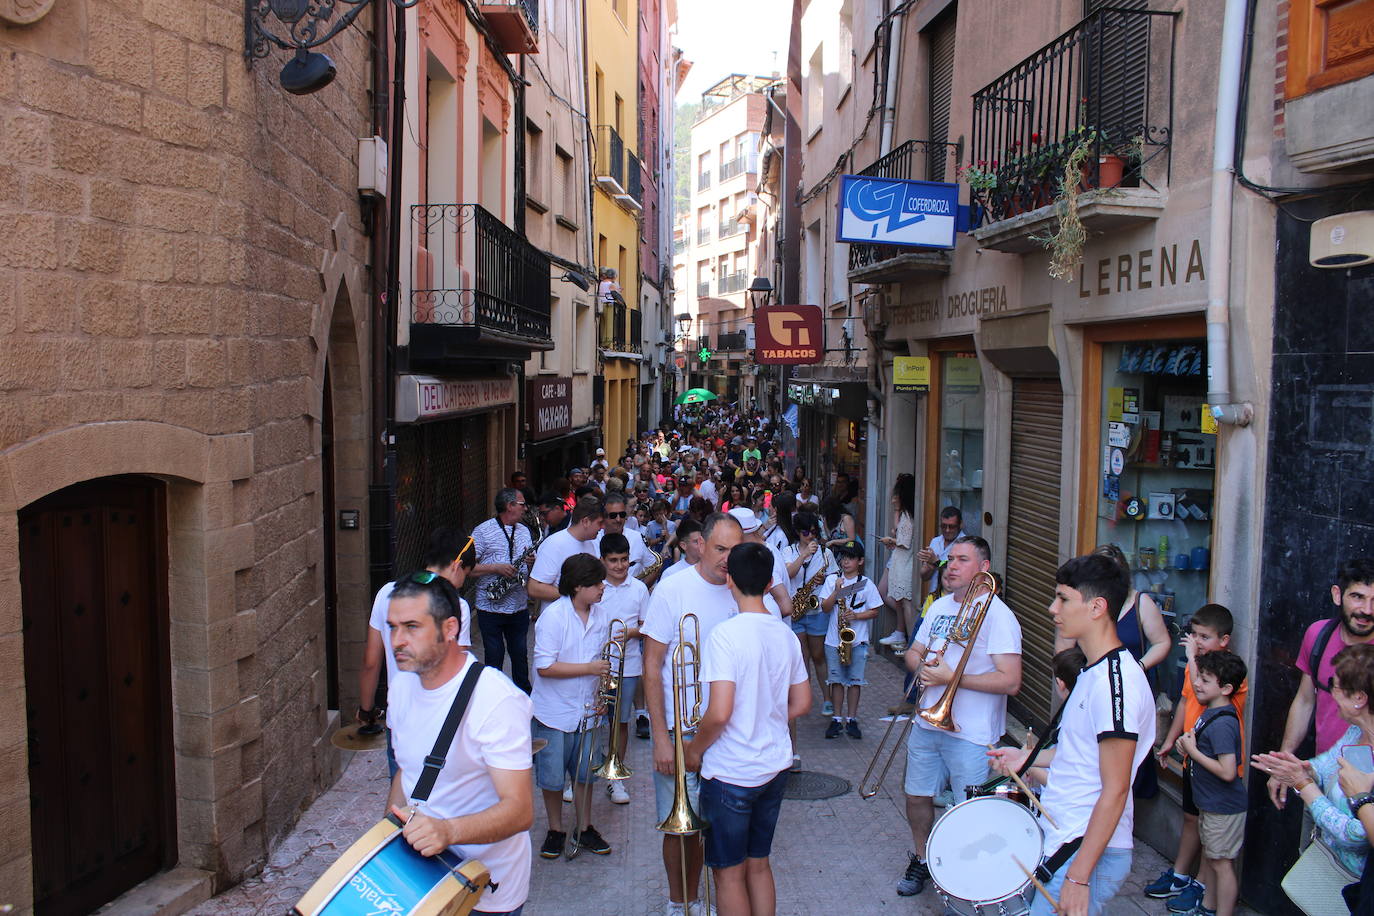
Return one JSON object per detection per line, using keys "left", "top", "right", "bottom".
{"left": 331, "top": 722, "right": 387, "bottom": 751}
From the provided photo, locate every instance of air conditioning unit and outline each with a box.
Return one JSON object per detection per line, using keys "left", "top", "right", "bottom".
{"left": 358, "top": 136, "right": 388, "bottom": 198}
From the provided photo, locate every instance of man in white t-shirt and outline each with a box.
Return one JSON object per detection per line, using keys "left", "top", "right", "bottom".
{"left": 383, "top": 572, "right": 533, "bottom": 916}
{"left": 641, "top": 512, "right": 745, "bottom": 915}
{"left": 728, "top": 506, "right": 793, "bottom": 620}
{"left": 595, "top": 491, "right": 658, "bottom": 585}
{"left": 990, "top": 554, "right": 1154, "bottom": 916}
{"left": 527, "top": 500, "right": 605, "bottom": 614}
{"left": 897, "top": 535, "right": 1022, "bottom": 898}
{"left": 357, "top": 528, "right": 475, "bottom": 775}
{"left": 660, "top": 518, "right": 705, "bottom": 581}
{"left": 684, "top": 542, "right": 810, "bottom": 916}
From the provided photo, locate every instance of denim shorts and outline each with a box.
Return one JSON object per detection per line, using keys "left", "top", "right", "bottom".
{"left": 903, "top": 723, "right": 989, "bottom": 798}
{"left": 652, "top": 729, "right": 701, "bottom": 823}
{"left": 790, "top": 612, "right": 828, "bottom": 637}
{"left": 531, "top": 718, "right": 601, "bottom": 792}
{"left": 1031, "top": 848, "right": 1132, "bottom": 916}
{"left": 700, "top": 772, "right": 790, "bottom": 869}
{"left": 614, "top": 676, "right": 641, "bottom": 723}
{"left": 824, "top": 643, "right": 868, "bottom": 686}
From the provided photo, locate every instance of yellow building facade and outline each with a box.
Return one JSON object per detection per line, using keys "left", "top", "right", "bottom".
{"left": 587, "top": 0, "right": 643, "bottom": 453}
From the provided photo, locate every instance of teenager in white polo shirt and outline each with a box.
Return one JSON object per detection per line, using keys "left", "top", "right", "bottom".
{"left": 384, "top": 572, "right": 533, "bottom": 916}
{"left": 527, "top": 499, "right": 605, "bottom": 614}
{"left": 594, "top": 531, "right": 648, "bottom": 805}
{"left": 990, "top": 554, "right": 1155, "bottom": 916}
{"left": 661, "top": 517, "right": 705, "bottom": 581}
{"left": 685, "top": 541, "right": 811, "bottom": 916}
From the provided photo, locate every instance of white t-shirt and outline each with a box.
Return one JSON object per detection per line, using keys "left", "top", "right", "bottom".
{"left": 661, "top": 557, "right": 693, "bottom": 580}
{"left": 641, "top": 567, "right": 740, "bottom": 730}
{"left": 1040, "top": 646, "right": 1155, "bottom": 852}
{"left": 528, "top": 529, "right": 599, "bottom": 613}
{"left": 700, "top": 612, "right": 808, "bottom": 787}
{"left": 699, "top": 479, "right": 719, "bottom": 507}
{"left": 763, "top": 524, "right": 790, "bottom": 555}
{"left": 912, "top": 592, "right": 1022, "bottom": 746}
{"left": 818, "top": 573, "right": 883, "bottom": 647}
{"left": 595, "top": 526, "right": 653, "bottom": 578}
{"left": 370, "top": 580, "right": 472, "bottom": 686}
{"left": 388, "top": 657, "right": 532, "bottom": 913}
{"left": 530, "top": 596, "right": 608, "bottom": 732}
{"left": 764, "top": 542, "right": 791, "bottom": 597}
{"left": 786, "top": 544, "right": 838, "bottom": 597}
{"left": 595, "top": 577, "right": 649, "bottom": 678}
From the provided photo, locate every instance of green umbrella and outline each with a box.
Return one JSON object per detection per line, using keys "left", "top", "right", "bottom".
{"left": 674, "top": 388, "right": 718, "bottom": 405}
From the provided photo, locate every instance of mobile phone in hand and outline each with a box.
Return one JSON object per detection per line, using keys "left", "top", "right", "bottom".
{"left": 1343, "top": 744, "right": 1374, "bottom": 773}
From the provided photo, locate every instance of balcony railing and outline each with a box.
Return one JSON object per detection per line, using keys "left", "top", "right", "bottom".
{"left": 847, "top": 139, "right": 961, "bottom": 277}
{"left": 595, "top": 125, "right": 625, "bottom": 191}
{"left": 717, "top": 329, "right": 747, "bottom": 350}
{"left": 628, "top": 308, "right": 642, "bottom": 354}
{"left": 411, "top": 203, "right": 552, "bottom": 343}
{"left": 718, "top": 271, "right": 749, "bottom": 294}
{"left": 718, "top": 217, "right": 746, "bottom": 239}
{"left": 696, "top": 280, "right": 711, "bottom": 298}
{"left": 696, "top": 227, "right": 712, "bottom": 246}
{"left": 624, "top": 151, "right": 643, "bottom": 205}
{"left": 718, "top": 154, "right": 753, "bottom": 182}
{"left": 698, "top": 171, "right": 712, "bottom": 191}
{"left": 672, "top": 238, "right": 687, "bottom": 255}
{"left": 478, "top": 0, "right": 539, "bottom": 53}
{"left": 968, "top": 7, "right": 1177, "bottom": 225}
{"left": 599, "top": 299, "right": 642, "bottom": 353}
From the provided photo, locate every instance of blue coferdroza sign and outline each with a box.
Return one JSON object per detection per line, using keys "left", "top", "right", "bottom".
{"left": 837, "top": 175, "right": 959, "bottom": 250}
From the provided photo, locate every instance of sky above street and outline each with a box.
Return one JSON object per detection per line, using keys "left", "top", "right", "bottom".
{"left": 674, "top": 0, "right": 791, "bottom": 101}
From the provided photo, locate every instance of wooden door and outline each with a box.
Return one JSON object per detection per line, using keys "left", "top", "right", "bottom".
{"left": 20, "top": 477, "right": 174, "bottom": 915}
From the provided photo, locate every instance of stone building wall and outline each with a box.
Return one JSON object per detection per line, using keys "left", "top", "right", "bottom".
{"left": 0, "top": 0, "right": 376, "bottom": 906}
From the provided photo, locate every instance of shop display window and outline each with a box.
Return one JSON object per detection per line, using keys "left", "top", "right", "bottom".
{"left": 1093, "top": 337, "right": 1216, "bottom": 704}
{"left": 937, "top": 353, "right": 984, "bottom": 535}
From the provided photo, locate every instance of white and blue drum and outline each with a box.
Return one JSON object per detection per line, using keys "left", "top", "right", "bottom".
{"left": 927, "top": 795, "right": 1044, "bottom": 916}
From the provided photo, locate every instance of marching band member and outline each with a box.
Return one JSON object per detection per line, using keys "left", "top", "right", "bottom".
{"left": 527, "top": 499, "right": 605, "bottom": 613}
{"left": 384, "top": 568, "right": 533, "bottom": 916}
{"left": 595, "top": 532, "right": 649, "bottom": 805}
{"left": 727, "top": 506, "right": 792, "bottom": 620}
{"left": 817, "top": 539, "right": 882, "bottom": 740}
{"left": 472, "top": 488, "right": 536, "bottom": 693}
{"left": 785, "top": 511, "right": 838, "bottom": 714}
{"left": 661, "top": 518, "right": 706, "bottom": 580}
{"left": 530, "top": 554, "right": 614, "bottom": 860}
{"left": 685, "top": 542, "right": 811, "bottom": 916}
{"left": 990, "top": 554, "right": 1155, "bottom": 916}
{"left": 596, "top": 491, "right": 659, "bottom": 585}
{"left": 642, "top": 512, "right": 746, "bottom": 916}
{"left": 897, "top": 536, "right": 1022, "bottom": 898}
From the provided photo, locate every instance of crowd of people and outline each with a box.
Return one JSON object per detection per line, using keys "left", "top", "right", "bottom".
{"left": 344, "top": 403, "right": 1374, "bottom": 916}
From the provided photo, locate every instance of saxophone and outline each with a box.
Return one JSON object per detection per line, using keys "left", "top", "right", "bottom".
{"left": 636, "top": 547, "right": 664, "bottom": 582}
{"left": 791, "top": 548, "right": 830, "bottom": 621}
{"left": 485, "top": 536, "right": 540, "bottom": 603}
{"left": 837, "top": 582, "right": 859, "bottom": 666}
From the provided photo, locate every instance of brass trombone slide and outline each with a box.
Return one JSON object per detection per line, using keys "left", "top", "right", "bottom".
{"left": 656, "top": 613, "right": 712, "bottom": 913}
{"left": 858, "top": 572, "right": 999, "bottom": 799}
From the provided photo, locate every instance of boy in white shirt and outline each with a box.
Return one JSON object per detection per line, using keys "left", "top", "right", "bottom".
{"left": 685, "top": 542, "right": 811, "bottom": 916}
{"left": 595, "top": 532, "right": 648, "bottom": 805}
{"left": 818, "top": 539, "right": 884, "bottom": 740}
{"left": 530, "top": 553, "right": 613, "bottom": 860}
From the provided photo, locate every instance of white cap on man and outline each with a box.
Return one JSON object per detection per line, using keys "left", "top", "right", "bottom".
{"left": 727, "top": 506, "right": 761, "bottom": 534}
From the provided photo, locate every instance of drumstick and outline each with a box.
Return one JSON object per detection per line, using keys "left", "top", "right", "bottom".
{"left": 1012, "top": 854, "right": 1060, "bottom": 913}
{"left": 987, "top": 744, "right": 1058, "bottom": 830}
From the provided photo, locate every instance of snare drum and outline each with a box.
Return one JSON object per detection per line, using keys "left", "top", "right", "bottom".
{"left": 293, "top": 813, "right": 489, "bottom": 916}
{"left": 964, "top": 780, "right": 1031, "bottom": 808}
{"left": 927, "top": 795, "right": 1045, "bottom": 916}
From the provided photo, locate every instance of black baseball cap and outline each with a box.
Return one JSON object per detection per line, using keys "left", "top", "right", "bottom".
{"left": 834, "top": 539, "right": 865, "bottom": 559}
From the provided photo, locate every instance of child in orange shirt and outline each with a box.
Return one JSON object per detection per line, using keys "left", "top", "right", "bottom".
{"left": 1146, "top": 604, "right": 1248, "bottom": 913}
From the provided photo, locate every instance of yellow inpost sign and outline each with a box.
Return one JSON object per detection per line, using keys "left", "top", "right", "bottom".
{"left": 893, "top": 356, "right": 931, "bottom": 393}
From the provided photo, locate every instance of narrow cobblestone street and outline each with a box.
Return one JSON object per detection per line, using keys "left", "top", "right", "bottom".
{"left": 188, "top": 645, "right": 1253, "bottom": 916}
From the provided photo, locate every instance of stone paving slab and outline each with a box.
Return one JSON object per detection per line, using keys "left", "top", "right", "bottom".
{"left": 190, "top": 642, "right": 1255, "bottom": 916}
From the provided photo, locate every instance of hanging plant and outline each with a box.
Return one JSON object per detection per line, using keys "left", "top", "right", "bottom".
{"left": 1036, "top": 130, "right": 1097, "bottom": 282}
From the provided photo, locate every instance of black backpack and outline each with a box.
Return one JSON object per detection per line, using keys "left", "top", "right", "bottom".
{"left": 1309, "top": 617, "right": 1341, "bottom": 694}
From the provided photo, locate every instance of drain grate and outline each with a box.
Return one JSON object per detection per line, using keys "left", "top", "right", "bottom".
{"left": 784, "top": 770, "right": 852, "bottom": 800}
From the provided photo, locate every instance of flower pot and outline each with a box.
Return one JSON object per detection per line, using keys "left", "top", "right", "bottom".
{"left": 1080, "top": 154, "right": 1125, "bottom": 191}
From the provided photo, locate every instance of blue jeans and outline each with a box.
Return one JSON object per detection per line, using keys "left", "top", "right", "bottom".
{"left": 475, "top": 906, "right": 524, "bottom": 916}
{"left": 1031, "top": 848, "right": 1133, "bottom": 916}
{"left": 699, "top": 772, "right": 790, "bottom": 869}
{"left": 477, "top": 608, "right": 531, "bottom": 693}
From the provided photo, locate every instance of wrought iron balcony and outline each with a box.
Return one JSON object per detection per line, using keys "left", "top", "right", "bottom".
{"left": 698, "top": 171, "right": 712, "bottom": 191}
{"left": 718, "top": 217, "right": 745, "bottom": 239}
{"left": 718, "top": 271, "right": 749, "bottom": 295}
{"left": 628, "top": 308, "right": 642, "bottom": 354}
{"left": 600, "top": 299, "right": 627, "bottom": 352}
{"left": 479, "top": 0, "right": 539, "bottom": 53}
{"left": 595, "top": 125, "right": 626, "bottom": 193}
{"left": 696, "top": 227, "right": 712, "bottom": 246}
{"left": 717, "top": 329, "right": 747, "bottom": 350}
{"left": 696, "top": 280, "right": 711, "bottom": 298}
{"left": 845, "top": 139, "right": 961, "bottom": 284}
{"left": 967, "top": 6, "right": 1177, "bottom": 242}
{"left": 410, "top": 204, "right": 553, "bottom": 357}
{"left": 619, "top": 151, "right": 643, "bottom": 211}
{"left": 718, "top": 154, "right": 754, "bottom": 182}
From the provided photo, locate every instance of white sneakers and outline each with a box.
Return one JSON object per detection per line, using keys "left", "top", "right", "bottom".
{"left": 878, "top": 629, "right": 907, "bottom": 648}
{"left": 608, "top": 781, "right": 630, "bottom": 804}
{"left": 562, "top": 784, "right": 574, "bottom": 803}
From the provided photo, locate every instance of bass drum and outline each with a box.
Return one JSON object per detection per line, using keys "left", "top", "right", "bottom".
{"left": 927, "top": 795, "right": 1044, "bottom": 916}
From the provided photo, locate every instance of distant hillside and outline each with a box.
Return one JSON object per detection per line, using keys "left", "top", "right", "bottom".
{"left": 673, "top": 101, "right": 699, "bottom": 220}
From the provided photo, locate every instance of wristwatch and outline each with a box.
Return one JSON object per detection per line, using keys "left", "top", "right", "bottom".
{"left": 1351, "top": 792, "right": 1374, "bottom": 815}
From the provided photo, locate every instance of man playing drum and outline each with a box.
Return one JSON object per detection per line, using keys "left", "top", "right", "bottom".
{"left": 990, "top": 554, "right": 1156, "bottom": 916}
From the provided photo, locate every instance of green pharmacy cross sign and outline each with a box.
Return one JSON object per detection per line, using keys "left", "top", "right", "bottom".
{"left": 698, "top": 347, "right": 713, "bottom": 363}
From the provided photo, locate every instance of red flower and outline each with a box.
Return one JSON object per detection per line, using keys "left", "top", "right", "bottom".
{"left": 1031, "top": 132, "right": 1041, "bottom": 144}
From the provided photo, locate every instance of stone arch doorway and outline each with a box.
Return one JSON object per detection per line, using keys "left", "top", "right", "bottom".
{"left": 19, "top": 475, "right": 175, "bottom": 915}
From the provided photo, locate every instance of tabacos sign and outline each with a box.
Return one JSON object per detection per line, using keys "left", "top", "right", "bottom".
{"left": 753, "top": 305, "right": 823, "bottom": 364}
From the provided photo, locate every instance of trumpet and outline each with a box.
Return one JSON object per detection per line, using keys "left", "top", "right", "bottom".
{"left": 569, "top": 620, "right": 629, "bottom": 858}
{"left": 858, "top": 571, "right": 999, "bottom": 799}
{"left": 791, "top": 549, "right": 830, "bottom": 621}
{"left": 657, "top": 613, "right": 712, "bottom": 913}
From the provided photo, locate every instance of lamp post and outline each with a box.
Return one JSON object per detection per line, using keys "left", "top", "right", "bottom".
{"left": 746, "top": 277, "right": 774, "bottom": 414}
{"left": 245, "top": 0, "right": 419, "bottom": 94}
{"left": 675, "top": 312, "right": 692, "bottom": 398}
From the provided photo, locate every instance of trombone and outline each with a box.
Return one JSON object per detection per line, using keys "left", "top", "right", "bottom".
{"left": 858, "top": 571, "right": 999, "bottom": 799}
{"left": 656, "top": 613, "right": 712, "bottom": 913}
{"left": 569, "top": 619, "right": 629, "bottom": 858}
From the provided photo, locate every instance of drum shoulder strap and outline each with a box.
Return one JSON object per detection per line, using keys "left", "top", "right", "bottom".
{"left": 411, "top": 662, "right": 486, "bottom": 804}
{"left": 1035, "top": 835, "right": 1084, "bottom": 885}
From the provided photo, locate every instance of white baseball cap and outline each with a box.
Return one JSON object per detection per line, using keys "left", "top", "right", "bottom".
{"left": 728, "top": 506, "right": 761, "bottom": 533}
{"left": 595, "top": 447, "right": 606, "bottom": 456}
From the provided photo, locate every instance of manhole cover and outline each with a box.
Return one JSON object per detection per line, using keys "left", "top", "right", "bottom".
{"left": 784, "top": 770, "right": 851, "bottom": 800}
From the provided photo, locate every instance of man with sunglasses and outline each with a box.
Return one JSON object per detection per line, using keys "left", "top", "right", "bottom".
{"left": 358, "top": 528, "right": 477, "bottom": 777}
{"left": 472, "top": 489, "right": 537, "bottom": 693}
{"left": 385, "top": 566, "right": 534, "bottom": 916}
{"left": 595, "top": 492, "right": 658, "bottom": 587}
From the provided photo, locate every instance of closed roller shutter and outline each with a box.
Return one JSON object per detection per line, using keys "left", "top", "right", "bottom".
{"left": 394, "top": 413, "right": 491, "bottom": 575}
{"left": 1005, "top": 378, "right": 1063, "bottom": 730}
{"left": 926, "top": 10, "right": 957, "bottom": 181}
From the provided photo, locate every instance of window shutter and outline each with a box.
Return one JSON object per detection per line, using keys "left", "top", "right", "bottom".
{"left": 927, "top": 11, "right": 957, "bottom": 181}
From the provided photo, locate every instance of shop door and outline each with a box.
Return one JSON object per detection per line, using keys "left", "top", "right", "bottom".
{"left": 1005, "top": 378, "right": 1064, "bottom": 730}
{"left": 20, "top": 477, "right": 173, "bottom": 915}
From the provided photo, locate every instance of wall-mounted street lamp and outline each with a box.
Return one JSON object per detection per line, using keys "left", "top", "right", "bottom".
{"left": 245, "top": 0, "right": 418, "bottom": 94}
{"left": 747, "top": 276, "right": 774, "bottom": 310}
